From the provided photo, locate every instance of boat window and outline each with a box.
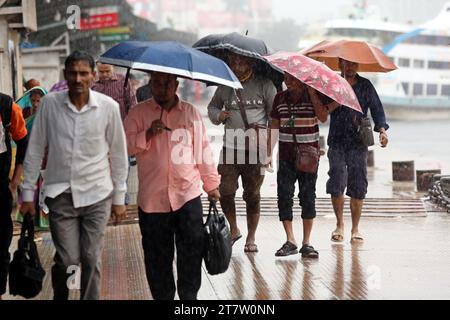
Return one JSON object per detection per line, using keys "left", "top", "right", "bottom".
{"left": 426, "top": 84, "right": 438, "bottom": 96}
{"left": 325, "top": 28, "right": 400, "bottom": 44}
{"left": 442, "top": 85, "right": 450, "bottom": 97}
{"left": 428, "top": 61, "right": 450, "bottom": 70}
{"left": 405, "top": 35, "right": 450, "bottom": 46}
{"left": 413, "top": 83, "right": 423, "bottom": 96}
{"left": 413, "top": 60, "right": 424, "bottom": 69}
{"left": 401, "top": 82, "right": 409, "bottom": 95}
{"left": 398, "top": 58, "right": 410, "bottom": 68}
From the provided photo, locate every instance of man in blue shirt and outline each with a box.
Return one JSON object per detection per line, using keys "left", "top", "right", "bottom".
{"left": 326, "top": 58, "right": 389, "bottom": 243}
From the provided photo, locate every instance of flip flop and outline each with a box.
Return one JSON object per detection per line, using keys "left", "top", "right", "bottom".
{"left": 231, "top": 234, "right": 242, "bottom": 246}
{"left": 350, "top": 234, "right": 364, "bottom": 243}
{"left": 244, "top": 243, "right": 258, "bottom": 253}
{"left": 331, "top": 229, "right": 344, "bottom": 242}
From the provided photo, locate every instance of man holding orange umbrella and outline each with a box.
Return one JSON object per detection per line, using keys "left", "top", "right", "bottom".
{"left": 326, "top": 58, "right": 389, "bottom": 244}
{"left": 303, "top": 40, "right": 393, "bottom": 243}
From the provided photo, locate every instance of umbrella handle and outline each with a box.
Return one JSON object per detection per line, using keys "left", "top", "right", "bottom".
{"left": 158, "top": 108, "right": 172, "bottom": 131}
{"left": 123, "top": 68, "right": 131, "bottom": 115}
{"left": 124, "top": 68, "right": 131, "bottom": 89}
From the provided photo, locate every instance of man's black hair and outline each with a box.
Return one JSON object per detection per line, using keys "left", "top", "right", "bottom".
{"left": 64, "top": 50, "right": 95, "bottom": 71}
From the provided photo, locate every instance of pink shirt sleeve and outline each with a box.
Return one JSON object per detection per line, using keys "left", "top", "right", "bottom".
{"left": 124, "top": 107, "right": 152, "bottom": 155}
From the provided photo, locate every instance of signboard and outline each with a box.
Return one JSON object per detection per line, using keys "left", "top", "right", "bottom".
{"left": 98, "top": 26, "right": 131, "bottom": 35}
{"left": 99, "top": 34, "right": 130, "bottom": 42}
{"left": 80, "top": 6, "right": 119, "bottom": 30}
{"left": 98, "top": 26, "right": 130, "bottom": 42}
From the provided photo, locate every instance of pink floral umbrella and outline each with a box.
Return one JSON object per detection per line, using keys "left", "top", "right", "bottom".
{"left": 264, "top": 51, "right": 362, "bottom": 113}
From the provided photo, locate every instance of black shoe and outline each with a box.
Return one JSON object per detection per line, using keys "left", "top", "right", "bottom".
{"left": 299, "top": 244, "right": 319, "bottom": 258}
{"left": 275, "top": 241, "right": 298, "bottom": 257}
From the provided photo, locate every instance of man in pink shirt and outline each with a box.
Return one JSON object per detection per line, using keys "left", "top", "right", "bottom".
{"left": 124, "top": 71, "right": 220, "bottom": 300}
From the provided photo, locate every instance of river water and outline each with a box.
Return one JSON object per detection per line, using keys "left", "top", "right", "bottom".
{"left": 203, "top": 109, "right": 450, "bottom": 198}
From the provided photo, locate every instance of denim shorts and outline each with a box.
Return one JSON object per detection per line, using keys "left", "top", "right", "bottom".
{"left": 326, "top": 145, "right": 368, "bottom": 200}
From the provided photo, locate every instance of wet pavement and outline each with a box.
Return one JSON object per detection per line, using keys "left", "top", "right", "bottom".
{"left": 4, "top": 206, "right": 450, "bottom": 300}
{"left": 4, "top": 108, "right": 450, "bottom": 300}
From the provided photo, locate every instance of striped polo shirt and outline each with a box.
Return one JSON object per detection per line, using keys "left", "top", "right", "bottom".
{"left": 92, "top": 73, "right": 137, "bottom": 121}
{"left": 270, "top": 90, "right": 320, "bottom": 164}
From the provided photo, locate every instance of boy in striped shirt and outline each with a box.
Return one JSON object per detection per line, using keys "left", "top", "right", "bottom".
{"left": 269, "top": 73, "right": 328, "bottom": 258}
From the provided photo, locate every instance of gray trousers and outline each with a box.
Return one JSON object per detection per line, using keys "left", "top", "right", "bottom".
{"left": 46, "top": 192, "right": 112, "bottom": 300}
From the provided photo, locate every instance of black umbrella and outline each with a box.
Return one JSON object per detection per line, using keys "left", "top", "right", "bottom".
{"left": 193, "top": 32, "right": 283, "bottom": 90}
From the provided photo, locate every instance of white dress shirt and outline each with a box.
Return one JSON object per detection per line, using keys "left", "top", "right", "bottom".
{"left": 22, "top": 89, "right": 128, "bottom": 208}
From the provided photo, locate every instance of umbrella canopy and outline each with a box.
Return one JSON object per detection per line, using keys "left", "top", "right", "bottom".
{"left": 98, "top": 41, "right": 242, "bottom": 89}
{"left": 264, "top": 51, "right": 362, "bottom": 113}
{"left": 193, "top": 32, "right": 284, "bottom": 89}
{"left": 302, "top": 40, "right": 398, "bottom": 73}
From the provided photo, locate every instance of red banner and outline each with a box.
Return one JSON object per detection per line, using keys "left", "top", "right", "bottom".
{"left": 80, "top": 12, "right": 119, "bottom": 30}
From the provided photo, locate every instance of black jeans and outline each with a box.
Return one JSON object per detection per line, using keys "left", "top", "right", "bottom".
{"left": 138, "top": 196, "right": 205, "bottom": 300}
{"left": 277, "top": 160, "right": 318, "bottom": 221}
{"left": 0, "top": 184, "right": 13, "bottom": 295}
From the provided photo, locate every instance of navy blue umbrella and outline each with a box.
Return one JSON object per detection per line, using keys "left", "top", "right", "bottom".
{"left": 98, "top": 41, "right": 242, "bottom": 89}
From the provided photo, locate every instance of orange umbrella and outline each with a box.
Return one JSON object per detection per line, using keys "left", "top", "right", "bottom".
{"left": 301, "top": 40, "right": 398, "bottom": 73}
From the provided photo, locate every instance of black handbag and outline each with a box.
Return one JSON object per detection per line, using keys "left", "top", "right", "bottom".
{"left": 9, "top": 213, "right": 46, "bottom": 299}
{"left": 203, "top": 201, "right": 232, "bottom": 275}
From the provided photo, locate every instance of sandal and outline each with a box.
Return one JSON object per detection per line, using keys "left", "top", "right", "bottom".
{"left": 299, "top": 244, "right": 319, "bottom": 258}
{"left": 244, "top": 243, "right": 258, "bottom": 253}
{"left": 275, "top": 241, "right": 298, "bottom": 257}
{"left": 331, "top": 229, "right": 344, "bottom": 242}
{"left": 350, "top": 233, "right": 364, "bottom": 243}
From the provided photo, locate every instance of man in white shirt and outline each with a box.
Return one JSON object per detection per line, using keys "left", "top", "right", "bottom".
{"left": 20, "top": 51, "right": 128, "bottom": 300}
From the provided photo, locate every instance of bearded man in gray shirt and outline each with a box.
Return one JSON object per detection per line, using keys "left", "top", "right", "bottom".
{"left": 208, "top": 52, "right": 276, "bottom": 253}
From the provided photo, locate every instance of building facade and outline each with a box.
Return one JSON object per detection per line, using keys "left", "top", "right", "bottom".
{"left": 0, "top": 0, "right": 37, "bottom": 97}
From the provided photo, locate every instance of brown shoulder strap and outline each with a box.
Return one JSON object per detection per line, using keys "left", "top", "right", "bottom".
{"left": 234, "top": 89, "right": 250, "bottom": 130}
{"left": 287, "top": 103, "right": 298, "bottom": 144}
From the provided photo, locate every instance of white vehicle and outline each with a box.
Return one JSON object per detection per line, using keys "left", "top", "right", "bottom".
{"left": 299, "top": 2, "right": 450, "bottom": 120}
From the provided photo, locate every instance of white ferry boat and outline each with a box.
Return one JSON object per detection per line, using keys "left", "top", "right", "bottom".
{"left": 299, "top": 2, "right": 450, "bottom": 120}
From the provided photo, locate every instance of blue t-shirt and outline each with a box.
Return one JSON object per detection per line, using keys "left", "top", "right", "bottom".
{"left": 328, "top": 74, "right": 389, "bottom": 148}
